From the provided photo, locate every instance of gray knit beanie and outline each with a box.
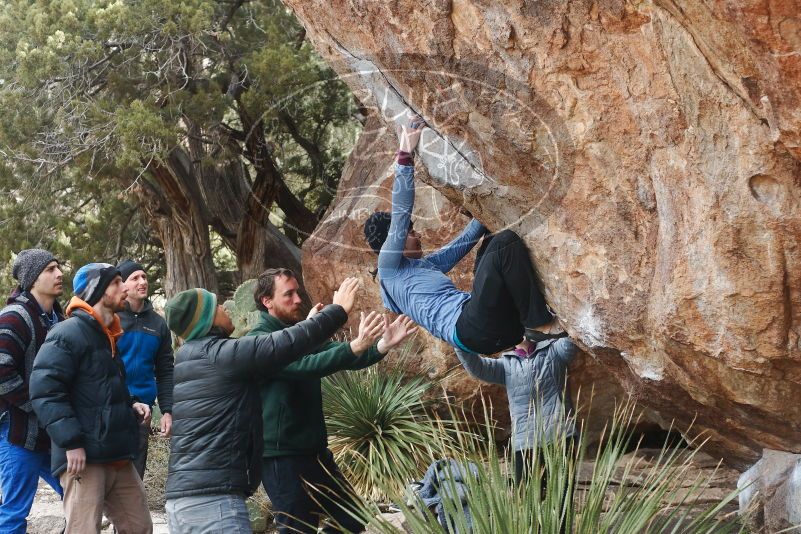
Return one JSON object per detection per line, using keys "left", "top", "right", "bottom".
{"left": 12, "top": 249, "right": 58, "bottom": 291}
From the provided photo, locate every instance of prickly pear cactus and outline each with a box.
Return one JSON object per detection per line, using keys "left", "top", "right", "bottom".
{"left": 222, "top": 279, "right": 261, "bottom": 338}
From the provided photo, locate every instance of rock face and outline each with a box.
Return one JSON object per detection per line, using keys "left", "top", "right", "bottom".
{"left": 294, "top": 0, "right": 801, "bottom": 468}
{"left": 303, "top": 118, "right": 653, "bottom": 447}
{"left": 738, "top": 449, "right": 801, "bottom": 530}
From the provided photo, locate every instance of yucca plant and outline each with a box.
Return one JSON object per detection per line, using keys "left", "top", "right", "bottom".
{"left": 321, "top": 399, "right": 744, "bottom": 533}
{"left": 322, "top": 364, "right": 460, "bottom": 501}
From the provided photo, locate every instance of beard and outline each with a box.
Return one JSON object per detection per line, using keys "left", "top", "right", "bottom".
{"left": 101, "top": 293, "right": 127, "bottom": 312}
{"left": 271, "top": 305, "right": 304, "bottom": 325}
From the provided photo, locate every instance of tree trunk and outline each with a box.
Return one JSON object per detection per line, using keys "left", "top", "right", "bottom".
{"left": 236, "top": 217, "right": 301, "bottom": 278}
{"left": 130, "top": 116, "right": 318, "bottom": 297}
{"left": 135, "top": 154, "right": 219, "bottom": 296}
{"left": 151, "top": 212, "right": 218, "bottom": 297}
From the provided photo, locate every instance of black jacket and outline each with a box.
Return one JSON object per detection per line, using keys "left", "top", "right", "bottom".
{"left": 165, "top": 304, "right": 348, "bottom": 500}
{"left": 30, "top": 309, "right": 139, "bottom": 476}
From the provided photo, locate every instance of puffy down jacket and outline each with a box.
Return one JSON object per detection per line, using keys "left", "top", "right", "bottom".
{"left": 30, "top": 309, "right": 139, "bottom": 476}
{"left": 455, "top": 337, "right": 578, "bottom": 451}
{"left": 165, "top": 304, "right": 348, "bottom": 500}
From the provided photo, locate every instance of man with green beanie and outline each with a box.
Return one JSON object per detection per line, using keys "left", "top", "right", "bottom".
{"left": 163, "top": 277, "right": 362, "bottom": 534}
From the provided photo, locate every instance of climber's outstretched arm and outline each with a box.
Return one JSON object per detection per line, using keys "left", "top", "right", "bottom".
{"left": 377, "top": 164, "right": 414, "bottom": 271}
{"left": 425, "top": 219, "right": 487, "bottom": 273}
{"left": 378, "top": 118, "right": 425, "bottom": 271}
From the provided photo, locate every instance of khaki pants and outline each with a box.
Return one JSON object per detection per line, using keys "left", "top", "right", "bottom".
{"left": 60, "top": 461, "right": 153, "bottom": 534}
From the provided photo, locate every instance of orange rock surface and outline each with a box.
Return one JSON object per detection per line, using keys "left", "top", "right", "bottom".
{"left": 295, "top": 1, "right": 801, "bottom": 467}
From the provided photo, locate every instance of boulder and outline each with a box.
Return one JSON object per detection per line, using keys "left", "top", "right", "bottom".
{"left": 294, "top": 0, "right": 801, "bottom": 467}
{"left": 738, "top": 449, "right": 801, "bottom": 530}
{"left": 302, "top": 116, "right": 644, "bottom": 445}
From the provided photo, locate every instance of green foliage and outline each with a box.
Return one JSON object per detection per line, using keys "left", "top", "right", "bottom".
{"left": 0, "top": 0, "right": 358, "bottom": 207}
{"left": 323, "top": 401, "right": 744, "bottom": 533}
{"left": 322, "top": 364, "right": 461, "bottom": 502}
{"left": 0, "top": 164, "right": 163, "bottom": 298}
{"left": 222, "top": 278, "right": 260, "bottom": 338}
{"left": 0, "top": 0, "right": 361, "bottom": 293}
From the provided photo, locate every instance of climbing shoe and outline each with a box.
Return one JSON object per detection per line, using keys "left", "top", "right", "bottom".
{"left": 524, "top": 327, "right": 568, "bottom": 343}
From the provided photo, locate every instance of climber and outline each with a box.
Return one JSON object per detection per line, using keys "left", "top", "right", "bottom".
{"left": 363, "top": 114, "right": 563, "bottom": 356}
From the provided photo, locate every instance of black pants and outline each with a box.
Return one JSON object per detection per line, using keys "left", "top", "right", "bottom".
{"left": 262, "top": 449, "right": 364, "bottom": 534}
{"left": 514, "top": 438, "right": 576, "bottom": 534}
{"left": 132, "top": 421, "right": 149, "bottom": 479}
{"left": 456, "top": 230, "right": 553, "bottom": 354}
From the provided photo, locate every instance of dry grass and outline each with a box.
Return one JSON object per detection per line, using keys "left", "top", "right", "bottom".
{"left": 143, "top": 428, "right": 170, "bottom": 511}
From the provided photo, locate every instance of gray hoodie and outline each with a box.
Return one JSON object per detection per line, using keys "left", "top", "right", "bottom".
{"left": 455, "top": 337, "right": 578, "bottom": 451}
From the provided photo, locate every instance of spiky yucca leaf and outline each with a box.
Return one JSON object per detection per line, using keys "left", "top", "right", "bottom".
{"left": 322, "top": 365, "right": 458, "bottom": 501}
{"left": 327, "top": 400, "right": 744, "bottom": 534}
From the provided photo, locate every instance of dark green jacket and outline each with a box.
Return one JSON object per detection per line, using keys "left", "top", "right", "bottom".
{"left": 249, "top": 312, "right": 385, "bottom": 458}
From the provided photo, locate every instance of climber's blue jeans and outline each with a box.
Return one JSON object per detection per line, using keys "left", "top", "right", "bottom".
{"left": 0, "top": 418, "right": 62, "bottom": 534}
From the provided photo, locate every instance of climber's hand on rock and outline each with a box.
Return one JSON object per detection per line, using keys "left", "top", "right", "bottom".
{"left": 399, "top": 114, "right": 425, "bottom": 153}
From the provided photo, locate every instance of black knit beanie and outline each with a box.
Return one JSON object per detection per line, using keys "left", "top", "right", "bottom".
{"left": 364, "top": 212, "right": 392, "bottom": 254}
{"left": 117, "top": 260, "right": 145, "bottom": 282}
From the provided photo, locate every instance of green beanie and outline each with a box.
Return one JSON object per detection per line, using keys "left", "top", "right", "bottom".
{"left": 165, "top": 288, "right": 218, "bottom": 341}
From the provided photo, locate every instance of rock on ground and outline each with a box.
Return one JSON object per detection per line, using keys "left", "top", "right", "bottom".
{"left": 738, "top": 449, "right": 801, "bottom": 531}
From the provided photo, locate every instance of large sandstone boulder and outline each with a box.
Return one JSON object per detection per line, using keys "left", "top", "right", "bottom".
{"left": 294, "top": 0, "right": 801, "bottom": 468}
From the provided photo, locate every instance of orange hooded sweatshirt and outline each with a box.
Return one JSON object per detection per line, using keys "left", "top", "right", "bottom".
{"left": 66, "top": 296, "right": 124, "bottom": 356}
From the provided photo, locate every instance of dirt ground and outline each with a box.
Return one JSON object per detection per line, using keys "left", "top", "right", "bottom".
{"left": 26, "top": 480, "right": 169, "bottom": 534}
{"left": 24, "top": 447, "right": 741, "bottom": 533}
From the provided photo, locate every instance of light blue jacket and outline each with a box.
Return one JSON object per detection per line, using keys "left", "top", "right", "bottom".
{"left": 455, "top": 338, "right": 578, "bottom": 451}
{"left": 378, "top": 164, "right": 486, "bottom": 346}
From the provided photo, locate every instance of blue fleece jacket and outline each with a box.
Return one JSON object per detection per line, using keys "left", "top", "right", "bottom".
{"left": 377, "top": 163, "right": 486, "bottom": 346}
{"left": 117, "top": 299, "right": 174, "bottom": 412}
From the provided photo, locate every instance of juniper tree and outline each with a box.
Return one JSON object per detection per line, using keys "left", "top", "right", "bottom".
{"left": 0, "top": 0, "right": 359, "bottom": 295}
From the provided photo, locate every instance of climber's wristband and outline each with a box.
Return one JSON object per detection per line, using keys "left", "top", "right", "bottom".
{"left": 396, "top": 150, "right": 414, "bottom": 166}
